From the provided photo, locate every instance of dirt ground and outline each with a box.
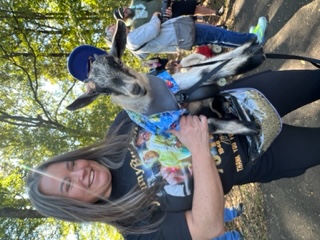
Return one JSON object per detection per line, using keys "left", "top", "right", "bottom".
{"left": 171, "top": 1, "right": 319, "bottom": 239}
{"left": 202, "top": 0, "right": 320, "bottom": 239}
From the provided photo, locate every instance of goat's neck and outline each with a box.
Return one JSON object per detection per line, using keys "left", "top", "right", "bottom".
{"left": 143, "top": 75, "right": 179, "bottom": 115}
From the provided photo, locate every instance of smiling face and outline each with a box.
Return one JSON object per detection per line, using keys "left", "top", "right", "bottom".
{"left": 121, "top": 7, "right": 134, "bottom": 20}
{"left": 136, "top": 131, "right": 152, "bottom": 147}
{"left": 143, "top": 150, "right": 159, "bottom": 166}
{"left": 39, "top": 159, "right": 112, "bottom": 203}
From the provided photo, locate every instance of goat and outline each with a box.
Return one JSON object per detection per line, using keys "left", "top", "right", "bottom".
{"left": 67, "top": 20, "right": 265, "bottom": 136}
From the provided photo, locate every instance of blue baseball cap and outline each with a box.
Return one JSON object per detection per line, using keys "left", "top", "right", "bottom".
{"left": 67, "top": 45, "right": 107, "bottom": 81}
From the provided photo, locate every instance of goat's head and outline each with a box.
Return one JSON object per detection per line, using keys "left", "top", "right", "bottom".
{"left": 66, "top": 20, "right": 150, "bottom": 112}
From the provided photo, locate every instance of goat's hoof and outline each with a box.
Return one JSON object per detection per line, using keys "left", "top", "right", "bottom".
{"left": 244, "top": 121, "right": 261, "bottom": 135}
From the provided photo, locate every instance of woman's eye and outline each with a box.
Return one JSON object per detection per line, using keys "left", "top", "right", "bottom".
{"left": 66, "top": 180, "right": 71, "bottom": 192}
{"left": 68, "top": 161, "right": 75, "bottom": 169}
{"left": 66, "top": 161, "right": 76, "bottom": 172}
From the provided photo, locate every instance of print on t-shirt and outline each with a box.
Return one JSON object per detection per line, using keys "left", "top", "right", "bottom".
{"left": 131, "top": 128, "right": 220, "bottom": 197}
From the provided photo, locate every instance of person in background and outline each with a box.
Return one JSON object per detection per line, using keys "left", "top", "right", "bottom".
{"left": 143, "top": 43, "right": 220, "bottom": 75}
{"left": 113, "top": 0, "right": 224, "bottom": 30}
{"left": 105, "top": 14, "right": 268, "bottom": 59}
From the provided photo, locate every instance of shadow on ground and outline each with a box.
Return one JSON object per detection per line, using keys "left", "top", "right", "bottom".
{"left": 233, "top": 0, "right": 320, "bottom": 239}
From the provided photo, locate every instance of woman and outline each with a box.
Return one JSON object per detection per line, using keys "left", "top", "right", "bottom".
{"left": 105, "top": 14, "right": 267, "bottom": 59}
{"left": 27, "top": 69, "right": 320, "bottom": 239}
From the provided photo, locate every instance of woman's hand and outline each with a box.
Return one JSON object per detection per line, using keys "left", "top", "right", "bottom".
{"left": 171, "top": 115, "right": 225, "bottom": 239}
{"left": 169, "top": 115, "right": 209, "bottom": 155}
{"left": 153, "top": 11, "right": 161, "bottom": 18}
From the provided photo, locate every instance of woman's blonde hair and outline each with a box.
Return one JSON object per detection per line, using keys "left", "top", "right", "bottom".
{"left": 26, "top": 120, "right": 163, "bottom": 234}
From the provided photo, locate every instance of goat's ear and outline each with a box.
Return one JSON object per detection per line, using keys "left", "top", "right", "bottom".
{"left": 109, "top": 20, "right": 127, "bottom": 59}
{"left": 66, "top": 92, "right": 100, "bottom": 111}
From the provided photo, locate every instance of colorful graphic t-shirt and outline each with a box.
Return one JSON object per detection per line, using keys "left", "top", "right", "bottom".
{"left": 108, "top": 111, "right": 251, "bottom": 239}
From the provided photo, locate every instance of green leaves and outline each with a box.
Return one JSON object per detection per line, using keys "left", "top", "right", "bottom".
{"left": 0, "top": 0, "right": 132, "bottom": 239}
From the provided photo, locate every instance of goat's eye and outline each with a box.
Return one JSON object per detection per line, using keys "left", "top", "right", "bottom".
{"left": 114, "top": 60, "right": 123, "bottom": 68}
{"left": 108, "top": 58, "right": 122, "bottom": 68}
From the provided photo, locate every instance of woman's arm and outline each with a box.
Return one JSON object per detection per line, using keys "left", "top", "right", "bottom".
{"left": 127, "top": 13, "right": 162, "bottom": 47}
{"left": 170, "top": 115, "right": 225, "bottom": 239}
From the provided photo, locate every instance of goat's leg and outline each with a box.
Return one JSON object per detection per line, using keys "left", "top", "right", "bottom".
{"left": 211, "top": 39, "right": 260, "bottom": 62}
{"left": 174, "top": 40, "right": 265, "bottom": 89}
{"left": 207, "top": 118, "right": 260, "bottom": 135}
{"left": 207, "top": 40, "right": 265, "bottom": 83}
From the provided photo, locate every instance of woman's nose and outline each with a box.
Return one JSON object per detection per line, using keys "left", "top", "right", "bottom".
{"left": 71, "top": 168, "right": 85, "bottom": 181}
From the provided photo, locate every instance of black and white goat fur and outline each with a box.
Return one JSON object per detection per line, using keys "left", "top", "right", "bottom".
{"left": 67, "top": 20, "right": 265, "bottom": 135}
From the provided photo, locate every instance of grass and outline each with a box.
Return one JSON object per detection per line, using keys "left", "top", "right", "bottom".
{"left": 225, "top": 184, "right": 268, "bottom": 239}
